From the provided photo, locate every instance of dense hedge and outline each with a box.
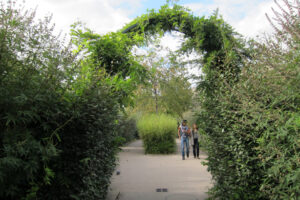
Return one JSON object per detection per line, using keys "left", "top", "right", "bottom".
{"left": 0, "top": 3, "right": 120, "bottom": 200}
{"left": 197, "top": 1, "right": 300, "bottom": 199}
{"left": 137, "top": 114, "right": 176, "bottom": 154}
{"left": 38, "top": 84, "right": 120, "bottom": 200}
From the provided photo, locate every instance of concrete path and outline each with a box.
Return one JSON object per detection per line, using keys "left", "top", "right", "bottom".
{"left": 106, "top": 139, "right": 212, "bottom": 200}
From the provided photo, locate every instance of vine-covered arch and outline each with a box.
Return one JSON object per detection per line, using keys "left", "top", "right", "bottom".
{"left": 74, "top": 4, "right": 245, "bottom": 105}
{"left": 119, "top": 4, "right": 238, "bottom": 59}
{"left": 109, "top": 4, "right": 245, "bottom": 98}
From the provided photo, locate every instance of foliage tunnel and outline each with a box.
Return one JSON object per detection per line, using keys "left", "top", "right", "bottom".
{"left": 1, "top": 1, "right": 298, "bottom": 200}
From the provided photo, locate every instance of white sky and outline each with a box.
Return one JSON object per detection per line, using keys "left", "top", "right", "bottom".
{"left": 185, "top": 0, "right": 277, "bottom": 39}
{"left": 21, "top": 0, "right": 278, "bottom": 38}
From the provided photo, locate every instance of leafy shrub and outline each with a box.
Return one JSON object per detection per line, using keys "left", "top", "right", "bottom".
{"left": 38, "top": 83, "right": 120, "bottom": 200}
{"left": 0, "top": 2, "right": 120, "bottom": 200}
{"left": 0, "top": 2, "right": 76, "bottom": 199}
{"left": 137, "top": 114, "right": 177, "bottom": 154}
{"left": 197, "top": 1, "right": 300, "bottom": 199}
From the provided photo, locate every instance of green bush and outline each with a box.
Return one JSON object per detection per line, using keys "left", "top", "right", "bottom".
{"left": 38, "top": 84, "right": 120, "bottom": 200}
{"left": 0, "top": 2, "right": 120, "bottom": 200}
{"left": 137, "top": 114, "right": 177, "bottom": 154}
{"left": 0, "top": 3, "right": 75, "bottom": 199}
{"left": 197, "top": 1, "right": 300, "bottom": 199}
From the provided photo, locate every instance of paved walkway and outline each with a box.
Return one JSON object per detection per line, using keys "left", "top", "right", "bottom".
{"left": 106, "top": 139, "right": 212, "bottom": 200}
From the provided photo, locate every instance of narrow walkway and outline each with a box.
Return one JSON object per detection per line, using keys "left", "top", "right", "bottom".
{"left": 107, "top": 139, "right": 212, "bottom": 200}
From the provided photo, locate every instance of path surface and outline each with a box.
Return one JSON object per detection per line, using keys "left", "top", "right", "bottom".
{"left": 106, "top": 139, "right": 212, "bottom": 200}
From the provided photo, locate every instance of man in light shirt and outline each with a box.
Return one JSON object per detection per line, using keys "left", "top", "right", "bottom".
{"left": 178, "top": 120, "right": 190, "bottom": 160}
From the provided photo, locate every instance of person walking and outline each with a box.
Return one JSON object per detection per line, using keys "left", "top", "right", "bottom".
{"left": 178, "top": 119, "right": 190, "bottom": 160}
{"left": 191, "top": 123, "right": 200, "bottom": 159}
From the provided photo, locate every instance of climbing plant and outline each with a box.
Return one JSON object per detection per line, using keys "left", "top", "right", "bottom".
{"left": 70, "top": 24, "right": 148, "bottom": 108}
{"left": 71, "top": 3, "right": 244, "bottom": 112}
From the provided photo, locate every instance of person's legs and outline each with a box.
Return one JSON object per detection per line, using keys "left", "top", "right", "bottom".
{"left": 193, "top": 138, "right": 197, "bottom": 158}
{"left": 181, "top": 137, "right": 185, "bottom": 160}
{"left": 186, "top": 138, "right": 189, "bottom": 158}
{"left": 192, "top": 144, "right": 196, "bottom": 158}
{"left": 195, "top": 139, "right": 200, "bottom": 158}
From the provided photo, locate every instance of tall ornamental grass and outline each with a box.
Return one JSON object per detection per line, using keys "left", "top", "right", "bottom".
{"left": 137, "top": 114, "right": 177, "bottom": 154}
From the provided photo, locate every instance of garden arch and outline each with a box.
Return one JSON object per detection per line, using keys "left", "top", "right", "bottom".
{"left": 119, "top": 4, "right": 238, "bottom": 63}
{"left": 90, "top": 4, "right": 243, "bottom": 107}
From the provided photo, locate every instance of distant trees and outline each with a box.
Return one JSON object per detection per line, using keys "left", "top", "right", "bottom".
{"left": 130, "top": 48, "right": 193, "bottom": 118}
